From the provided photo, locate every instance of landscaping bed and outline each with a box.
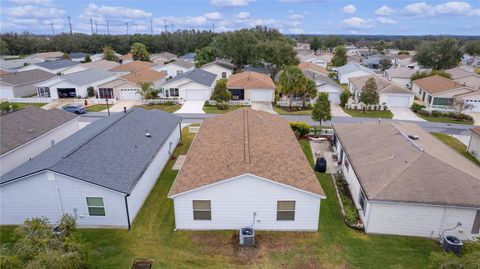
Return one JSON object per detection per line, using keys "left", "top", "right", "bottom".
{"left": 416, "top": 112, "right": 474, "bottom": 125}
{"left": 203, "top": 104, "right": 245, "bottom": 114}
{"left": 135, "top": 104, "right": 181, "bottom": 113}
{"left": 431, "top": 133, "right": 480, "bottom": 166}
{"left": 274, "top": 106, "right": 312, "bottom": 115}
{"left": 343, "top": 108, "right": 393, "bottom": 119}
{"left": 333, "top": 173, "right": 363, "bottom": 229}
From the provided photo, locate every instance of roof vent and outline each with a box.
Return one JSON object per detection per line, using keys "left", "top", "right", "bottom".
{"left": 145, "top": 130, "right": 151, "bottom": 138}
{"left": 408, "top": 134, "right": 419, "bottom": 140}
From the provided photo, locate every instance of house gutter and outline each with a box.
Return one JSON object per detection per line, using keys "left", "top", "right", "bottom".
{"left": 124, "top": 194, "right": 131, "bottom": 230}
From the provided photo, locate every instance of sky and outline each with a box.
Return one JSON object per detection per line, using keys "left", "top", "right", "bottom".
{"left": 0, "top": 0, "right": 479, "bottom": 36}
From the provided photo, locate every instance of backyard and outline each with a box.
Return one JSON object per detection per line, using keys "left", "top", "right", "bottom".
{"left": 431, "top": 133, "right": 480, "bottom": 166}
{"left": 343, "top": 108, "right": 393, "bottom": 119}
{"left": 0, "top": 128, "right": 440, "bottom": 269}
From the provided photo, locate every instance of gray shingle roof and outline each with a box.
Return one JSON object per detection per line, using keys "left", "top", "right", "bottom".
{"left": 69, "top": 52, "right": 87, "bottom": 59}
{"left": 1, "top": 108, "right": 181, "bottom": 194}
{"left": 35, "top": 60, "right": 80, "bottom": 70}
{"left": 0, "top": 107, "right": 78, "bottom": 155}
{"left": 0, "top": 69, "right": 56, "bottom": 86}
{"left": 61, "top": 69, "right": 115, "bottom": 86}
{"left": 201, "top": 59, "right": 234, "bottom": 70}
{"left": 165, "top": 69, "right": 216, "bottom": 87}
{"left": 169, "top": 59, "right": 194, "bottom": 69}
{"left": 179, "top": 52, "right": 196, "bottom": 61}
{"left": 337, "top": 62, "right": 374, "bottom": 76}
{"left": 303, "top": 70, "right": 341, "bottom": 88}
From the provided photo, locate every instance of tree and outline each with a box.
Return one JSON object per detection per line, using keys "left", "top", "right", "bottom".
{"left": 463, "top": 40, "right": 480, "bottom": 56}
{"left": 211, "top": 79, "right": 232, "bottom": 110}
{"left": 302, "top": 78, "right": 317, "bottom": 108}
{"left": 87, "top": 86, "right": 94, "bottom": 97}
{"left": 310, "top": 36, "right": 321, "bottom": 52}
{"left": 359, "top": 77, "right": 379, "bottom": 105}
{"left": 213, "top": 29, "right": 260, "bottom": 71}
{"left": 62, "top": 53, "right": 70, "bottom": 60}
{"left": 331, "top": 45, "right": 347, "bottom": 67}
{"left": 138, "top": 82, "right": 156, "bottom": 100}
{"left": 379, "top": 58, "right": 392, "bottom": 71}
{"left": 410, "top": 70, "right": 452, "bottom": 81}
{"left": 340, "top": 90, "right": 350, "bottom": 108}
{"left": 413, "top": 39, "right": 463, "bottom": 70}
{"left": 83, "top": 54, "right": 91, "bottom": 63}
{"left": 323, "top": 35, "right": 344, "bottom": 50}
{"left": 194, "top": 46, "right": 216, "bottom": 68}
{"left": 312, "top": 92, "right": 331, "bottom": 126}
{"left": 278, "top": 66, "right": 306, "bottom": 109}
{"left": 0, "top": 39, "right": 10, "bottom": 55}
{"left": 103, "top": 46, "right": 119, "bottom": 62}
{"left": 0, "top": 101, "right": 18, "bottom": 114}
{"left": 130, "top": 42, "right": 150, "bottom": 61}
{"left": 374, "top": 40, "right": 388, "bottom": 54}
{"left": 259, "top": 40, "right": 299, "bottom": 80}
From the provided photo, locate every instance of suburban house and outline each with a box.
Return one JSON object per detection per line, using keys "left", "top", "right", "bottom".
{"left": 348, "top": 75, "right": 414, "bottom": 108}
{"left": 159, "top": 69, "right": 216, "bottom": 101}
{"left": 152, "top": 60, "right": 194, "bottom": 78}
{"left": 364, "top": 54, "right": 389, "bottom": 70}
{"left": 90, "top": 52, "right": 123, "bottom": 62}
{"left": 298, "top": 62, "right": 328, "bottom": 76}
{"left": 332, "top": 122, "right": 480, "bottom": 240}
{"left": 30, "top": 51, "right": 64, "bottom": 62}
{"left": 97, "top": 70, "right": 167, "bottom": 100}
{"left": 298, "top": 54, "right": 328, "bottom": 68}
{"left": 0, "top": 107, "right": 79, "bottom": 176}
{"left": 69, "top": 52, "right": 88, "bottom": 62}
{"left": 63, "top": 60, "right": 120, "bottom": 75}
{"left": 119, "top": 53, "right": 133, "bottom": 64}
{"left": 19, "top": 60, "right": 80, "bottom": 74}
{"left": 468, "top": 127, "right": 480, "bottom": 160}
{"left": 384, "top": 66, "right": 428, "bottom": 89}
{"left": 303, "top": 70, "right": 342, "bottom": 104}
{"left": 0, "top": 108, "right": 182, "bottom": 228}
{"left": 226, "top": 71, "right": 276, "bottom": 103}
{"left": 200, "top": 59, "right": 235, "bottom": 81}
{"left": 109, "top": 61, "right": 156, "bottom": 77}
{"left": 411, "top": 75, "right": 480, "bottom": 112}
{"left": 0, "top": 69, "right": 56, "bottom": 98}
{"left": 178, "top": 52, "right": 196, "bottom": 63}
{"left": 337, "top": 62, "right": 375, "bottom": 84}
{"left": 393, "top": 54, "right": 415, "bottom": 68}
{"left": 150, "top": 52, "right": 177, "bottom": 64}
{"left": 0, "top": 58, "right": 43, "bottom": 71}
{"left": 446, "top": 67, "right": 480, "bottom": 90}
{"left": 168, "top": 108, "right": 325, "bottom": 231}
{"left": 36, "top": 69, "right": 116, "bottom": 99}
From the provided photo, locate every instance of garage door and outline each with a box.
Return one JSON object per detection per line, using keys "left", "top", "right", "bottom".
{"left": 387, "top": 95, "right": 410, "bottom": 107}
{"left": 327, "top": 92, "right": 340, "bottom": 104}
{"left": 57, "top": 88, "right": 76, "bottom": 98}
{"left": 185, "top": 89, "right": 208, "bottom": 101}
{"left": 251, "top": 90, "right": 273, "bottom": 102}
{"left": 120, "top": 89, "right": 140, "bottom": 100}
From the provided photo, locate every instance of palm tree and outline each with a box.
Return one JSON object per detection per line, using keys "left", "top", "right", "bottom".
{"left": 278, "top": 66, "right": 306, "bottom": 110}
{"left": 302, "top": 78, "right": 317, "bottom": 109}
{"left": 138, "top": 82, "right": 154, "bottom": 100}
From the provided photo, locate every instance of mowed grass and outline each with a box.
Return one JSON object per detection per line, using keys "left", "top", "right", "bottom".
{"left": 1, "top": 102, "right": 46, "bottom": 109}
{"left": 0, "top": 130, "right": 440, "bottom": 269}
{"left": 135, "top": 104, "right": 181, "bottom": 113}
{"left": 431, "top": 133, "right": 480, "bottom": 166}
{"left": 202, "top": 105, "right": 245, "bottom": 114}
{"left": 343, "top": 108, "right": 393, "bottom": 119}
{"left": 273, "top": 106, "right": 312, "bottom": 115}
{"left": 86, "top": 104, "right": 108, "bottom": 112}
{"left": 417, "top": 114, "right": 474, "bottom": 125}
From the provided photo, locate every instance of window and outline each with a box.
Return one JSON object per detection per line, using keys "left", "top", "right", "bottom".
{"left": 86, "top": 197, "right": 105, "bottom": 216}
{"left": 38, "top": 87, "right": 50, "bottom": 98}
{"left": 221, "top": 72, "right": 227, "bottom": 78}
{"left": 99, "top": 88, "right": 113, "bottom": 99}
{"left": 358, "top": 190, "right": 367, "bottom": 214}
{"left": 277, "top": 201, "right": 295, "bottom": 221}
{"left": 472, "top": 211, "right": 480, "bottom": 234}
{"left": 433, "top": 97, "right": 454, "bottom": 106}
{"left": 169, "top": 88, "right": 179, "bottom": 97}
{"left": 193, "top": 200, "right": 211, "bottom": 220}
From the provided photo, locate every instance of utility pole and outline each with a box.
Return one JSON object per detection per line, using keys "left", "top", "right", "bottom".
{"left": 164, "top": 19, "right": 167, "bottom": 33}
{"left": 150, "top": 19, "right": 153, "bottom": 35}
{"left": 212, "top": 23, "right": 215, "bottom": 33}
{"left": 50, "top": 23, "right": 55, "bottom": 35}
{"left": 95, "top": 20, "right": 98, "bottom": 34}
{"left": 136, "top": 24, "right": 139, "bottom": 33}
{"left": 126, "top": 22, "right": 129, "bottom": 35}
{"left": 90, "top": 18, "right": 94, "bottom": 35}
{"left": 107, "top": 20, "right": 110, "bottom": 35}
{"left": 67, "top": 16, "right": 72, "bottom": 35}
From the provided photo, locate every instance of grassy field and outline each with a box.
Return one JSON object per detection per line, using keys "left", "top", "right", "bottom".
{"left": 203, "top": 105, "right": 244, "bottom": 114}
{"left": 273, "top": 106, "right": 312, "bottom": 115}
{"left": 135, "top": 104, "right": 181, "bottom": 113}
{"left": 1, "top": 102, "right": 46, "bottom": 109}
{"left": 343, "top": 108, "right": 393, "bottom": 119}
{"left": 417, "top": 114, "right": 474, "bottom": 125}
{"left": 431, "top": 133, "right": 480, "bottom": 166}
{"left": 86, "top": 104, "right": 108, "bottom": 112}
{"left": 0, "top": 129, "right": 440, "bottom": 269}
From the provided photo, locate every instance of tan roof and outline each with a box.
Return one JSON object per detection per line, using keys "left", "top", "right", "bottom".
{"left": 121, "top": 69, "right": 166, "bottom": 84}
{"left": 226, "top": 71, "right": 275, "bottom": 90}
{"left": 446, "top": 67, "right": 477, "bottom": 80}
{"left": 98, "top": 78, "right": 133, "bottom": 89}
{"left": 412, "top": 75, "right": 463, "bottom": 94}
{"left": 471, "top": 127, "right": 480, "bottom": 137}
{"left": 0, "top": 70, "right": 11, "bottom": 76}
{"left": 81, "top": 60, "right": 119, "bottom": 70}
{"left": 298, "top": 62, "right": 328, "bottom": 75}
{"left": 333, "top": 122, "right": 480, "bottom": 208}
{"left": 33, "top": 51, "right": 63, "bottom": 59}
{"left": 109, "top": 61, "right": 154, "bottom": 72}
{"left": 169, "top": 108, "right": 325, "bottom": 197}
{"left": 119, "top": 53, "right": 132, "bottom": 60}
{"left": 349, "top": 75, "right": 412, "bottom": 95}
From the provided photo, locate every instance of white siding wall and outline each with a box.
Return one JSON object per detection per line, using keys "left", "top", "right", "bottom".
{"left": 339, "top": 70, "right": 372, "bottom": 84}
{"left": 0, "top": 84, "right": 14, "bottom": 98}
{"left": 172, "top": 174, "right": 321, "bottom": 231}
{"left": 201, "top": 65, "right": 232, "bottom": 81}
{"left": 0, "top": 119, "right": 79, "bottom": 176}
{"left": 154, "top": 64, "right": 194, "bottom": 78}
{"left": 161, "top": 80, "right": 211, "bottom": 100}
{"left": 467, "top": 134, "right": 480, "bottom": 160}
{"left": 62, "top": 66, "right": 88, "bottom": 75}
{"left": 0, "top": 171, "right": 128, "bottom": 228}
{"left": 127, "top": 125, "right": 180, "bottom": 221}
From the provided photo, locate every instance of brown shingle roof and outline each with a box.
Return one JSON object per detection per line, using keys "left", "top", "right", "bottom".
{"left": 109, "top": 61, "right": 154, "bottom": 72}
{"left": 226, "top": 71, "right": 275, "bottom": 90}
{"left": 349, "top": 75, "right": 413, "bottom": 95}
{"left": 121, "top": 69, "right": 166, "bottom": 84}
{"left": 412, "top": 75, "right": 463, "bottom": 94}
{"left": 80, "top": 60, "right": 119, "bottom": 70}
{"left": 298, "top": 62, "right": 328, "bottom": 75}
{"left": 0, "top": 107, "right": 78, "bottom": 155}
{"left": 169, "top": 108, "right": 325, "bottom": 197}
{"left": 471, "top": 127, "right": 480, "bottom": 137}
{"left": 333, "top": 122, "right": 480, "bottom": 208}
{"left": 119, "top": 53, "right": 132, "bottom": 60}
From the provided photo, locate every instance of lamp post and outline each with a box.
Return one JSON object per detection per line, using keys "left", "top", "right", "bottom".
{"left": 105, "top": 99, "right": 110, "bottom": 116}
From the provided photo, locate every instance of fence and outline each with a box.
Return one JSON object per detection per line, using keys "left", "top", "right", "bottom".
{"left": 345, "top": 103, "right": 388, "bottom": 111}
{"left": 143, "top": 98, "right": 181, "bottom": 105}
{"left": 207, "top": 100, "right": 251, "bottom": 106}
{"left": 276, "top": 100, "right": 308, "bottom": 107}
{"left": 7, "top": 97, "right": 52, "bottom": 103}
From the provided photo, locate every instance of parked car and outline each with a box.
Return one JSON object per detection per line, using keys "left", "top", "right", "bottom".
{"left": 62, "top": 104, "right": 87, "bottom": 114}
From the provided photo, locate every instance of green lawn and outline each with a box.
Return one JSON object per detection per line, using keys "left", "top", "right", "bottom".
{"left": 0, "top": 130, "right": 440, "bottom": 269}
{"left": 202, "top": 105, "right": 245, "bottom": 114}
{"left": 431, "top": 133, "right": 480, "bottom": 166}
{"left": 273, "top": 106, "right": 312, "bottom": 115}
{"left": 135, "top": 104, "right": 181, "bottom": 113}
{"left": 343, "top": 108, "right": 393, "bottom": 119}
{"left": 417, "top": 114, "right": 473, "bottom": 125}
{"left": 1, "top": 102, "right": 46, "bottom": 109}
{"left": 86, "top": 104, "right": 108, "bottom": 112}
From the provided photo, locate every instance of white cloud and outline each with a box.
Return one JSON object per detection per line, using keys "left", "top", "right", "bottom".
{"left": 403, "top": 1, "right": 474, "bottom": 16}
{"left": 8, "top": 0, "right": 51, "bottom": 4}
{"left": 209, "top": 0, "right": 255, "bottom": 7}
{"left": 342, "top": 17, "right": 373, "bottom": 29}
{"left": 3, "top": 5, "right": 65, "bottom": 18}
{"left": 82, "top": 3, "right": 152, "bottom": 20}
{"left": 287, "top": 13, "right": 303, "bottom": 20}
{"left": 237, "top": 11, "right": 250, "bottom": 19}
{"left": 435, "top": 1, "right": 471, "bottom": 15}
{"left": 469, "top": 8, "right": 480, "bottom": 16}
{"left": 376, "top": 17, "right": 397, "bottom": 24}
{"left": 204, "top": 12, "right": 223, "bottom": 20}
{"left": 342, "top": 4, "right": 356, "bottom": 14}
{"left": 375, "top": 5, "right": 394, "bottom": 16}
{"left": 404, "top": 2, "right": 432, "bottom": 16}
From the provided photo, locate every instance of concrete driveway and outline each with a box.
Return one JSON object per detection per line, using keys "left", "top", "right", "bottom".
{"left": 105, "top": 100, "right": 141, "bottom": 112}
{"left": 465, "top": 112, "right": 480, "bottom": 125}
{"left": 331, "top": 103, "right": 350, "bottom": 117}
{"left": 41, "top": 99, "right": 72, "bottom": 110}
{"left": 390, "top": 107, "right": 426, "bottom": 121}
{"left": 251, "top": 101, "right": 278, "bottom": 114}
{"left": 175, "top": 101, "right": 205, "bottom": 114}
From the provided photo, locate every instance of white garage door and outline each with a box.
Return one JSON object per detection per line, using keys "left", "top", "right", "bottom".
{"left": 327, "top": 92, "right": 340, "bottom": 104}
{"left": 251, "top": 90, "right": 273, "bottom": 102}
{"left": 120, "top": 89, "right": 140, "bottom": 100}
{"left": 185, "top": 89, "right": 208, "bottom": 101}
{"left": 465, "top": 99, "right": 480, "bottom": 112}
{"left": 387, "top": 95, "right": 410, "bottom": 107}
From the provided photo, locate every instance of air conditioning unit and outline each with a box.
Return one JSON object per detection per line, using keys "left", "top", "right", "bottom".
{"left": 239, "top": 227, "right": 254, "bottom": 246}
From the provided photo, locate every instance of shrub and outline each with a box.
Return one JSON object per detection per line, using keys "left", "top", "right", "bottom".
{"left": 87, "top": 86, "right": 95, "bottom": 97}
{"left": 289, "top": 122, "right": 311, "bottom": 137}
{"left": 339, "top": 90, "right": 350, "bottom": 107}
{"left": 0, "top": 102, "right": 18, "bottom": 113}
{"left": 411, "top": 103, "right": 425, "bottom": 113}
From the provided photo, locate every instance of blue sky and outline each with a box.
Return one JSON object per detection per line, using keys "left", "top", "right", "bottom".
{"left": 0, "top": 0, "right": 479, "bottom": 35}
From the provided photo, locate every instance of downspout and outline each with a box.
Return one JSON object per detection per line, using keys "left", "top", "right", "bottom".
{"left": 179, "top": 122, "right": 182, "bottom": 141}
{"left": 55, "top": 187, "right": 64, "bottom": 216}
{"left": 124, "top": 194, "right": 131, "bottom": 230}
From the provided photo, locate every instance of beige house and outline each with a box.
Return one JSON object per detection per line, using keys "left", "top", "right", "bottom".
{"left": 226, "top": 71, "right": 276, "bottom": 102}
{"left": 97, "top": 70, "right": 166, "bottom": 100}
{"left": 446, "top": 67, "right": 480, "bottom": 90}
{"left": 468, "top": 127, "right": 480, "bottom": 160}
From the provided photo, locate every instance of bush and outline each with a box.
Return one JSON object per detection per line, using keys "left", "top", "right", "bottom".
{"left": 289, "top": 122, "right": 311, "bottom": 137}
{"left": 340, "top": 90, "right": 350, "bottom": 107}
{"left": 411, "top": 103, "right": 425, "bottom": 113}
{"left": 87, "top": 86, "right": 95, "bottom": 97}
{"left": 0, "top": 102, "right": 18, "bottom": 113}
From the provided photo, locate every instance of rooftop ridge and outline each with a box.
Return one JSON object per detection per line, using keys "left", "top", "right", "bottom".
{"left": 391, "top": 123, "right": 424, "bottom": 152}
{"left": 243, "top": 109, "right": 251, "bottom": 164}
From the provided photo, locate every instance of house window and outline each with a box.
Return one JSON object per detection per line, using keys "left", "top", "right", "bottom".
{"left": 358, "top": 190, "right": 367, "bottom": 214}
{"left": 86, "top": 197, "right": 106, "bottom": 216}
{"left": 433, "top": 97, "right": 453, "bottom": 106}
{"left": 193, "top": 200, "right": 211, "bottom": 220}
{"left": 169, "top": 88, "right": 179, "bottom": 97}
{"left": 344, "top": 158, "right": 350, "bottom": 172}
{"left": 38, "top": 87, "right": 50, "bottom": 98}
{"left": 99, "top": 88, "right": 113, "bottom": 99}
{"left": 472, "top": 211, "right": 480, "bottom": 234}
{"left": 277, "top": 201, "right": 295, "bottom": 221}
{"left": 221, "top": 72, "right": 227, "bottom": 78}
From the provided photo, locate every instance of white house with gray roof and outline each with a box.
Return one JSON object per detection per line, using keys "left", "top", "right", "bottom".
{"left": 19, "top": 59, "right": 80, "bottom": 75}
{"left": 303, "top": 70, "right": 342, "bottom": 104}
{"left": 0, "top": 69, "right": 56, "bottom": 98}
{"left": 152, "top": 59, "right": 194, "bottom": 78}
{"left": 159, "top": 69, "right": 216, "bottom": 101}
{"left": 337, "top": 62, "right": 375, "bottom": 84}
{"left": 0, "top": 108, "right": 182, "bottom": 228}
{"left": 200, "top": 59, "right": 234, "bottom": 81}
